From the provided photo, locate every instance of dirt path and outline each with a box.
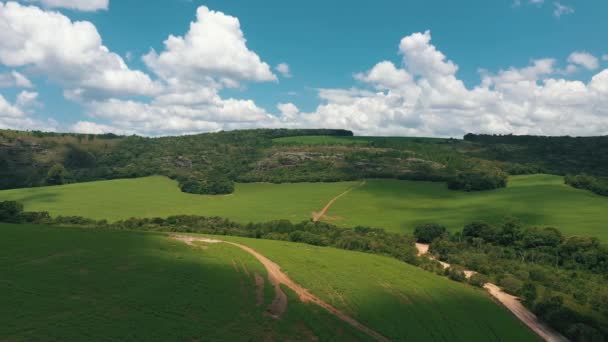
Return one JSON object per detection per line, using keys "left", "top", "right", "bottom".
{"left": 312, "top": 181, "right": 366, "bottom": 222}
{"left": 173, "top": 235, "right": 389, "bottom": 342}
{"left": 415, "top": 243, "right": 568, "bottom": 342}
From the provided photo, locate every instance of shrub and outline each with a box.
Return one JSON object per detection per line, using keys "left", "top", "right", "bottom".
{"left": 446, "top": 266, "right": 466, "bottom": 282}
{"left": 413, "top": 223, "right": 447, "bottom": 243}
{"left": 468, "top": 273, "right": 489, "bottom": 288}
{"left": 499, "top": 275, "right": 523, "bottom": 295}
{"left": 0, "top": 201, "right": 24, "bottom": 223}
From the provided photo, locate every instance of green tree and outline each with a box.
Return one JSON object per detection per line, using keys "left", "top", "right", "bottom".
{"left": 46, "top": 163, "right": 67, "bottom": 185}
{"left": 0, "top": 201, "right": 24, "bottom": 222}
{"left": 413, "top": 223, "right": 447, "bottom": 243}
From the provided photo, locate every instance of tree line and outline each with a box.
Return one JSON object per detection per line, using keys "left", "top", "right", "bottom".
{"left": 416, "top": 219, "right": 608, "bottom": 341}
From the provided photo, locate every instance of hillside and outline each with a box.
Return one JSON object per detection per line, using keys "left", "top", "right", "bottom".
{"left": 0, "top": 223, "right": 537, "bottom": 342}
{"left": 2, "top": 174, "right": 606, "bottom": 240}
{"left": 0, "top": 223, "right": 370, "bottom": 341}
{"left": 3, "top": 129, "right": 606, "bottom": 198}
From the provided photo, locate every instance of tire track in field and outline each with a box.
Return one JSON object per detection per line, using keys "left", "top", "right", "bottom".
{"left": 173, "top": 234, "right": 390, "bottom": 342}
{"left": 416, "top": 243, "right": 568, "bottom": 342}
{"left": 312, "top": 181, "right": 366, "bottom": 222}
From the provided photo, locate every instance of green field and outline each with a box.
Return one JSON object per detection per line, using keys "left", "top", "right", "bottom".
{"left": 0, "top": 176, "right": 356, "bottom": 223}
{"left": 325, "top": 174, "right": 608, "bottom": 239}
{"left": 210, "top": 234, "right": 538, "bottom": 341}
{"left": 0, "top": 223, "right": 369, "bottom": 341}
{"left": 0, "top": 223, "right": 537, "bottom": 341}
{"left": 2, "top": 174, "right": 607, "bottom": 240}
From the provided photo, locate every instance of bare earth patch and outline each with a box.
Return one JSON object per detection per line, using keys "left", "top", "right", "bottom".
{"left": 172, "top": 234, "right": 389, "bottom": 342}
{"left": 416, "top": 243, "right": 568, "bottom": 342}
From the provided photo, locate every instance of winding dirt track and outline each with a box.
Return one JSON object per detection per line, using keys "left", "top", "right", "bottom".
{"left": 173, "top": 235, "right": 390, "bottom": 342}
{"left": 416, "top": 243, "right": 568, "bottom": 342}
{"left": 312, "top": 181, "right": 366, "bottom": 222}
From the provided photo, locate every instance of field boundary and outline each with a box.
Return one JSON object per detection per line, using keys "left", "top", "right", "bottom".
{"left": 173, "top": 234, "right": 390, "bottom": 342}
{"left": 312, "top": 181, "right": 366, "bottom": 222}
{"left": 416, "top": 243, "right": 568, "bottom": 342}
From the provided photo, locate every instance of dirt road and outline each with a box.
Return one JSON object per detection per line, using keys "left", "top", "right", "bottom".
{"left": 415, "top": 243, "right": 568, "bottom": 342}
{"left": 312, "top": 181, "right": 366, "bottom": 222}
{"left": 173, "top": 235, "right": 390, "bottom": 342}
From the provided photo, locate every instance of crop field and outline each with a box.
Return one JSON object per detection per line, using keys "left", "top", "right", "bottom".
{"left": 0, "top": 223, "right": 368, "bottom": 341}
{"left": 324, "top": 174, "right": 608, "bottom": 239}
{"left": 3, "top": 174, "right": 607, "bottom": 240}
{"left": 209, "top": 235, "right": 538, "bottom": 341}
{"left": 0, "top": 176, "right": 357, "bottom": 223}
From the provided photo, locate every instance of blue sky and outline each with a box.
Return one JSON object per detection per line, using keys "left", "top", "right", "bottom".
{"left": 0, "top": 0, "right": 607, "bottom": 137}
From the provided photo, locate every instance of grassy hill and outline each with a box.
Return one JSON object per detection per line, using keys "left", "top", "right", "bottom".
{"left": 0, "top": 223, "right": 370, "bottom": 341}
{"left": 325, "top": 174, "right": 608, "bottom": 239}
{"left": 0, "top": 176, "right": 357, "bottom": 222}
{"left": 0, "top": 223, "right": 537, "bottom": 341}
{"left": 2, "top": 174, "right": 607, "bottom": 240}
{"left": 188, "top": 234, "right": 538, "bottom": 341}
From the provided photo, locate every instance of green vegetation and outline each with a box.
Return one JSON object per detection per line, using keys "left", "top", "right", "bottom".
{"left": 566, "top": 174, "right": 608, "bottom": 196}
{"left": 429, "top": 218, "right": 608, "bottom": 340}
{"left": 464, "top": 133, "right": 608, "bottom": 176}
{"left": 0, "top": 223, "right": 369, "bottom": 341}
{"left": 273, "top": 135, "right": 371, "bottom": 146}
{"left": 2, "top": 173, "right": 607, "bottom": 241}
{"left": 213, "top": 235, "right": 538, "bottom": 341}
{"left": 325, "top": 174, "right": 608, "bottom": 239}
{"left": 0, "top": 176, "right": 357, "bottom": 222}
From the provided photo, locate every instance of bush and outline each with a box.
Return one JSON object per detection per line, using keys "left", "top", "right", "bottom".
{"left": 446, "top": 266, "right": 467, "bottom": 282}
{"left": 448, "top": 165, "right": 508, "bottom": 191}
{"left": 0, "top": 201, "right": 24, "bottom": 223}
{"left": 468, "top": 273, "right": 489, "bottom": 288}
{"left": 413, "top": 223, "right": 447, "bottom": 243}
{"left": 498, "top": 275, "right": 523, "bottom": 295}
{"left": 45, "top": 163, "right": 68, "bottom": 185}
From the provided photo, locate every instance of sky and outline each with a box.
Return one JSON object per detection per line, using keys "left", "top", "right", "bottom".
{"left": 0, "top": 0, "right": 607, "bottom": 137}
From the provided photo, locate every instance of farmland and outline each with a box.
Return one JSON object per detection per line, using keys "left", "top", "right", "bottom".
{"left": 0, "top": 223, "right": 538, "bottom": 341}
{"left": 0, "top": 223, "right": 369, "bottom": 341}
{"left": 2, "top": 173, "right": 607, "bottom": 240}
{"left": 324, "top": 174, "right": 608, "bottom": 239}
{"left": 0, "top": 176, "right": 357, "bottom": 223}
{"left": 201, "top": 234, "right": 538, "bottom": 341}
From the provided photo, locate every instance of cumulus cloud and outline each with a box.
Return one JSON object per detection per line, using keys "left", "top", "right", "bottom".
{"left": 0, "top": 70, "right": 33, "bottom": 88}
{"left": 24, "top": 0, "right": 108, "bottom": 11}
{"left": 281, "top": 31, "right": 608, "bottom": 137}
{"left": 0, "top": 91, "right": 53, "bottom": 130}
{"left": 0, "top": 2, "right": 160, "bottom": 100}
{"left": 568, "top": 52, "right": 599, "bottom": 70}
{"left": 143, "top": 6, "right": 276, "bottom": 86}
{"left": 275, "top": 63, "right": 291, "bottom": 78}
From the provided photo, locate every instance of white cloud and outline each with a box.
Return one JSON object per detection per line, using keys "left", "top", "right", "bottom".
{"left": 602, "top": 54, "right": 608, "bottom": 61}
{"left": 24, "top": 0, "right": 108, "bottom": 11}
{"left": 16, "top": 90, "right": 39, "bottom": 107}
{"left": 143, "top": 6, "right": 276, "bottom": 86}
{"left": 71, "top": 120, "right": 125, "bottom": 134}
{"left": 0, "top": 2, "right": 160, "bottom": 99}
{"left": 275, "top": 63, "right": 291, "bottom": 78}
{"left": 277, "top": 102, "right": 299, "bottom": 120}
{"left": 279, "top": 31, "right": 608, "bottom": 137}
{"left": 0, "top": 91, "right": 53, "bottom": 130}
{"left": 553, "top": 2, "right": 574, "bottom": 18}
{"left": 568, "top": 52, "right": 599, "bottom": 70}
{"left": 0, "top": 71, "right": 33, "bottom": 88}
{"left": 513, "top": 0, "right": 545, "bottom": 7}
